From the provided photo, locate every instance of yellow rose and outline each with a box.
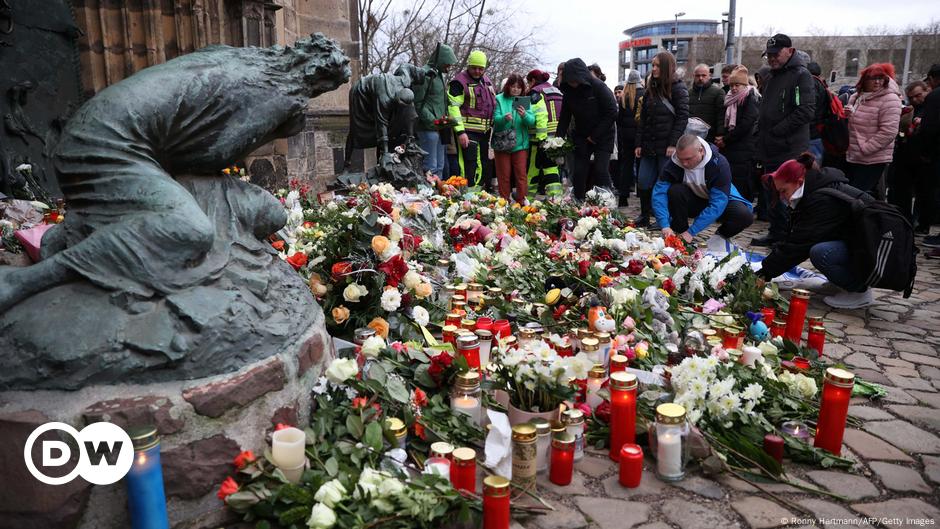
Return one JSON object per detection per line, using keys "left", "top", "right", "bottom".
{"left": 332, "top": 305, "right": 350, "bottom": 324}
{"left": 414, "top": 282, "right": 433, "bottom": 299}
{"left": 368, "top": 317, "right": 390, "bottom": 339}
{"left": 391, "top": 207, "right": 401, "bottom": 222}
{"left": 371, "top": 235, "right": 390, "bottom": 255}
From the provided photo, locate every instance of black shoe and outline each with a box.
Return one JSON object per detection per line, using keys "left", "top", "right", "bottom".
{"left": 751, "top": 235, "right": 778, "bottom": 247}
{"left": 634, "top": 216, "right": 650, "bottom": 228}
{"left": 926, "top": 248, "right": 940, "bottom": 259}
{"left": 923, "top": 235, "right": 940, "bottom": 248}
{"left": 619, "top": 196, "right": 630, "bottom": 208}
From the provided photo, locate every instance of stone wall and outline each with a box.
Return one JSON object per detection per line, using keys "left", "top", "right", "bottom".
{"left": 0, "top": 324, "right": 335, "bottom": 529}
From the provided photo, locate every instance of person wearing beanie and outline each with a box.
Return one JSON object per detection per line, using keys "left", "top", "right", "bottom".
{"left": 716, "top": 65, "right": 760, "bottom": 202}
{"left": 755, "top": 153, "right": 874, "bottom": 309}
{"left": 447, "top": 50, "right": 497, "bottom": 190}
{"left": 844, "top": 63, "right": 902, "bottom": 196}
{"left": 525, "top": 69, "right": 564, "bottom": 198}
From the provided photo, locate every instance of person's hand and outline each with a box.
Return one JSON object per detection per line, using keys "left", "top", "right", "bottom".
{"left": 515, "top": 106, "right": 526, "bottom": 117}
{"left": 680, "top": 231, "right": 693, "bottom": 243}
{"left": 666, "top": 146, "right": 677, "bottom": 157}
{"left": 458, "top": 133, "right": 470, "bottom": 149}
{"left": 661, "top": 227, "right": 675, "bottom": 238}
{"left": 843, "top": 105, "right": 854, "bottom": 117}
{"left": 504, "top": 112, "right": 513, "bottom": 122}
{"left": 756, "top": 277, "right": 766, "bottom": 290}
{"left": 634, "top": 147, "right": 642, "bottom": 158}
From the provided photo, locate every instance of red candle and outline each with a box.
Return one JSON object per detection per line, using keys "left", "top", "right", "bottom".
{"left": 618, "top": 444, "right": 643, "bottom": 487}
{"left": 608, "top": 371, "right": 638, "bottom": 461}
{"left": 476, "top": 317, "right": 494, "bottom": 332}
{"left": 763, "top": 434, "right": 784, "bottom": 464}
{"left": 446, "top": 312, "right": 462, "bottom": 326}
{"left": 770, "top": 319, "right": 787, "bottom": 338}
{"left": 814, "top": 368, "right": 855, "bottom": 455}
{"left": 721, "top": 327, "right": 744, "bottom": 350}
{"left": 609, "top": 354, "right": 628, "bottom": 374}
{"left": 807, "top": 325, "right": 826, "bottom": 357}
{"left": 483, "top": 475, "right": 510, "bottom": 529}
{"left": 785, "top": 289, "right": 810, "bottom": 344}
{"left": 549, "top": 432, "right": 575, "bottom": 485}
{"left": 461, "top": 318, "right": 477, "bottom": 332}
{"left": 457, "top": 335, "right": 481, "bottom": 369}
{"left": 450, "top": 447, "right": 476, "bottom": 493}
{"left": 556, "top": 343, "right": 573, "bottom": 357}
{"left": 760, "top": 307, "right": 776, "bottom": 326}
{"left": 792, "top": 356, "right": 810, "bottom": 371}
{"left": 492, "top": 319, "right": 512, "bottom": 339}
{"left": 442, "top": 325, "right": 458, "bottom": 347}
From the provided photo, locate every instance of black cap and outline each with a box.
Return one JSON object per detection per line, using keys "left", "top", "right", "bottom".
{"left": 765, "top": 33, "right": 792, "bottom": 54}
{"left": 928, "top": 64, "right": 940, "bottom": 78}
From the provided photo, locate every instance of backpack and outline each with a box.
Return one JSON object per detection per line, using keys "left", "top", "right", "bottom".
{"left": 817, "top": 187, "right": 917, "bottom": 297}
{"left": 817, "top": 83, "right": 849, "bottom": 155}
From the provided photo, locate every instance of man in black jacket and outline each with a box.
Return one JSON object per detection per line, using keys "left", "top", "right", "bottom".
{"left": 806, "top": 61, "right": 830, "bottom": 161}
{"left": 690, "top": 64, "right": 725, "bottom": 142}
{"left": 752, "top": 34, "right": 816, "bottom": 247}
{"left": 920, "top": 64, "right": 940, "bottom": 256}
{"left": 557, "top": 58, "right": 619, "bottom": 200}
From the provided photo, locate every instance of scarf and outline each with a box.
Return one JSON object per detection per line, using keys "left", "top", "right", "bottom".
{"left": 723, "top": 86, "right": 753, "bottom": 131}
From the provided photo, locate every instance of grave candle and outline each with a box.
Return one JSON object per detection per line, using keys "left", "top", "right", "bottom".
{"left": 618, "top": 444, "right": 643, "bottom": 488}
{"left": 585, "top": 365, "right": 606, "bottom": 410}
{"left": 549, "top": 432, "right": 575, "bottom": 486}
{"left": 814, "top": 368, "right": 855, "bottom": 455}
{"left": 126, "top": 426, "right": 169, "bottom": 529}
{"left": 655, "top": 403, "right": 688, "bottom": 481}
{"left": 780, "top": 420, "right": 811, "bottom": 441}
{"left": 482, "top": 476, "right": 510, "bottom": 529}
{"left": 763, "top": 434, "right": 785, "bottom": 464}
{"left": 450, "top": 447, "right": 476, "bottom": 492}
{"left": 807, "top": 325, "right": 826, "bottom": 357}
{"left": 608, "top": 371, "right": 638, "bottom": 462}
{"left": 609, "top": 354, "right": 628, "bottom": 374}
{"left": 423, "top": 456, "right": 451, "bottom": 478}
{"left": 785, "top": 289, "right": 811, "bottom": 344}
{"left": 761, "top": 307, "right": 775, "bottom": 326}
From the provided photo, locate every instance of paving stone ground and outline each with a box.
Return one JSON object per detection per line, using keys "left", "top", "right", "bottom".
{"left": 512, "top": 211, "right": 940, "bottom": 529}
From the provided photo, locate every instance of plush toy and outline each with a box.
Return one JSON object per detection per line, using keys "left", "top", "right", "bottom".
{"left": 746, "top": 311, "right": 770, "bottom": 342}
{"left": 588, "top": 305, "right": 616, "bottom": 333}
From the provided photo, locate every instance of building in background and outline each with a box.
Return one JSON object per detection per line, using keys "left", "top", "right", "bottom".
{"left": 618, "top": 19, "right": 724, "bottom": 83}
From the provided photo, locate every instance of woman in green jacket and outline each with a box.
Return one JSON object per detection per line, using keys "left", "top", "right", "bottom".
{"left": 492, "top": 74, "right": 535, "bottom": 203}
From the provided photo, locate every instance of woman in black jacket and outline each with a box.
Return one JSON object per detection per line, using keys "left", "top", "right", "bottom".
{"left": 614, "top": 71, "right": 645, "bottom": 207}
{"left": 634, "top": 51, "right": 689, "bottom": 226}
{"left": 717, "top": 66, "right": 760, "bottom": 201}
{"left": 757, "top": 153, "right": 874, "bottom": 309}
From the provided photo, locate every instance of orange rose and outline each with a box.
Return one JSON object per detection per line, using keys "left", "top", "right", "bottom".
{"left": 371, "top": 235, "right": 390, "bottom": 255}
{"left": 309, "top": 273, "right": 327, "bottom": 297}
{"left": 217, "top": 477, "right": 239, "bottom": 500}
{"left": 271, "top": 240, "right": 285, "bottom": 251}
{"left": 599, "top": 275, "right": 614, "bottom": 288}
{"left": 332, "top": 305, "right": 350, "bottom": 324}
{"left": 368, "top": 317, "right": 390, "bottom": 339}
{"left": 414, "top": 282, "right": 433, "bottom": 299}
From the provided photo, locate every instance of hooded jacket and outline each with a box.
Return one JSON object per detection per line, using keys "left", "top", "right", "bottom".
{"left": 412, "top": 44, "right": 457, "bottom": 131}
{"left": 636, "top": 79, "right": 690, "bottom": 156}
{"left": 756, "top": 52, "right": 817, "bottom": 167}
{"left": 689, "top": 81, "right": 726, "bottom": 141}
{"left": 845, "top": 78, "right": 902, "bottom": 165}
{"left": 758, "top": 168, "right": 868, "bottom": 280}
{"left": 556, "top": 58, "right": 619, "bottom": 151}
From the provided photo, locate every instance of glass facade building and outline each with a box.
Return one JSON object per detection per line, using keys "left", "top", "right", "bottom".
{"left": 618, "top": 19, "right": 720, "bottom": 83}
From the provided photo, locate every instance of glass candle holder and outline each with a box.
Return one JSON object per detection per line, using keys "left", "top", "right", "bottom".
{"left": 511, "top": 423, "right": 538, "bottom": 491}
{"left": 770, "top": 319, "right": 787, "bottom": 338}
{"left": 455, "top": 283, "right": 468, "bottom": 299}
{"left": 595, "top": 332, "right": 612, "bottom": 367}
{"left": 530, "top": 418, "right": 552, "bottom": 474}
{"left": 457, "top": 334, "right": 481, "bottom": 369}
{"left": 493, "top": 319, "right": 512, "bottom": 339}
{"left": 785, "top": 289, "right": 810, "bottom": 344}
{"left": 126, "top": 426, "right": 169, "bottom": 529}
{"left": 586, "top": 364, "right": 607, "bottom": 410}
{"left": 450, "top": 447, "right": 476, "bottom": 492}
{"left": 721, "top": 326, "right": 744, "bottom": 350}
{"left": 608, "top": 371, "right": 638, "bottom": 461}
{"left": 430, "top": 441, "right": 455, "bottom": 460}
{"left": 461, "top": 318, "right": 477, "bottom": 332}
{"left": 654, "top": 403, "right": 689, "bottom": 482}
{"left": 451, "top": 370, "right": 482, "bottom": 425}
{"left": 549, "top": 432, "right": 575, "bottom": 486}
{"left": 386, "top": 417, "right": 407, "bottom": 450}
{"left": 483, "top": 475, "right": 510, "bottom": 529}
{"left": 518, "top": 328, "right": 538, "bottom": 348}
{"left": 609, "top": 354, "right": 628, "bottom": 373}
{"left": 792, "top": 356, "right": 810, "bottom": 371}
{"left": 424, "top": 456, "right": 451, "bottom": 478}
{"left": 780, "top": 420, "right": 812, "bottom": 441}
{"left": 446, "top": 311, "right": 463, "bottom": 326}
{"left": 580, "top": 337, "right": 600, "bottom": 364}
{"left": 618, "top": 443, "right": 643, "bottom": 488}
{"left": 760, "top": 307, "right": 776, "bottom": 326}
{"left": 814, "top": 368, "right": 855, "bottom": 455}
{"left": 807, "top": 325, "right": 826, "bottom": 357}
{"left": 475, "top": 329, "right": 494, "bottom": 367}
{"left": 763, "top": 434, "right": 784, "bottom": 464}
{"left": 467, "top": 282, "right": 485, "bottom": 304}
{"left": 442, "top": 324, "right": 459, "bottom": 347}
{"left": 561, "top": 409, "right": 585, "bottom": 462}
{"left": 476, "top": 317, "right": 494, "bottom": 332}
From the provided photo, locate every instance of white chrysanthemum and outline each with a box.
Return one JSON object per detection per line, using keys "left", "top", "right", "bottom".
{"left": 742, "top": 383, "right": 765, "bottom": 401}
{"left": 411, "top": 306, "right": 429, "bottom": 327}
{"left": 380, "top": 289, "right": 402, "bottom": 312}
{"left": 376, "top": 216, "right": 393, "bottom": 226}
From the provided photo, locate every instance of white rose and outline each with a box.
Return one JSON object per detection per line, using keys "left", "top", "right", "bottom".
{"left": 412, "top": 306, "right": 430, "bottom": 327}
{"left": 795, "top": 374, "right": 818, "bottom": 399}
{"left": 403, "top": 270, "right": 422, "bottom": 290}
{"left": 360, "top": 336, "right": 386, "bottom": 358}
{"left": 378, "top": 477, "right": 405, "bottom": 497}
{"left": 380, "top": 289, "right": 402, "bottom": 312}
{"left": 388, "top": 223, "right": 404, "bottom": 242}
{"left": 314, "top": 479, "right": 347, "bottom": 508}
{"left": 356, "top": 467, "right": 384, "bottom": 498}
{"left": 325, "top": 358, "right": 358, "bottom": 384}
{"left": 308, "top": 503, "right": 336, "bottom": 529}
{"left": 343, "top": 283, "right": 367, "bottom": 303}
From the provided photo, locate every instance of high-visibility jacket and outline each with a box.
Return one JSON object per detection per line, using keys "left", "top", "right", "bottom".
{"left": 528, "top": 94, "right": 550, "bottom": 141}
{"left": 448, "top": 70, "right": 496, "bottom": 134}
{"left": 529, "top": 82, "right": 563, "bottom": 136}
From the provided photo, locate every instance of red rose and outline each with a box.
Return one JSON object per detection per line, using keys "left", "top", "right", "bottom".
{"left": 274, "top": 423, "right": 292, "bottom": 431}
{"left": 271, "top": 240, "right": 285, "bottom": 251}
{"left": 662, "top": 278, "right": 676, "bottom": 295}
{"left": 626, "top": 259, "right": 645, "bottom": 275}
{"left": 594, "top": 401, "right": 611, "bottom": 424}
{"left": 233, "top": 450, "right": 255, "bottom": 470}
{"left": 286, "top": 252, "right": 308, "bottom": 271}
{"left": 553, "top": 304, "right": 568, "bottom": 320}
{"left": 331, "top": 261, "right": 353, "bottom": 281}
{"left": 371, "top": 192, "right": 393, "bottom": 214}
{"left": 428, "top": 352, "right": 454, "bottom": 385}
{"left": 577, "top": 260, "right": 591, "bottom": 277}
{"left": 596, "top": 249, "right": 612, "bottom": 262}
{"left": 412, "top": 388, "right": 428, "bottom": 408}
{"left": 378, "top": 254, "right": 409, "bottom": 287}
{"left": 414, "top": 422, "right": 427, "bottom": 440}
{"left": 217, "top": 477, "right": 239, "bottom": 500}
{"left": 658, "top": 254, "right": 672, "bottom": 265}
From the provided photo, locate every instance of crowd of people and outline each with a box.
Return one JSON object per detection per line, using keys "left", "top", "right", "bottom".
{"left": 409, "top": 36, "right": 938, "bottom": 308}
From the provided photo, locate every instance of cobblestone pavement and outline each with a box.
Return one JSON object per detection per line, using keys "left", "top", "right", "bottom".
{"left": 509, "top": 205, "right": 940, "bottom": 529}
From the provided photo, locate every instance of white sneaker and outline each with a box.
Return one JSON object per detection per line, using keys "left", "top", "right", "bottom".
{"left": 774, "top": 267, "right": 831, "bottom": 292}
{"left": 823, "top": 288, "right": 874, "bottom": 309}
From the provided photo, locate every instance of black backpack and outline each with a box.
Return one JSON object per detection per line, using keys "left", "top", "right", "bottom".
{"left": 818, "top": 187, "right": 917, "bottom": 297}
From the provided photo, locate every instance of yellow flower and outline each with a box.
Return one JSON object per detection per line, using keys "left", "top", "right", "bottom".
{"left": 332, "top": 306, "right": 350, "bottom": 324}
{"left": 496, "top": 198, "right": 507, "bottom": 207}
{"left": 391, "top": 207, "right": 401, "bottom": 222}
{"left": 368, "top": 317, "right": 390, "bottom": 339}
{"left": 414, "top": 282, "right": 433, "bottom": 299}
{"left": 658, "top": 288, "right": 670, "bottom": 298}
{"left": 635, "top": 344, "right": 648, "bottom": 359}
{"left": 371, "top": 235, "right": 390, "bottom": 255}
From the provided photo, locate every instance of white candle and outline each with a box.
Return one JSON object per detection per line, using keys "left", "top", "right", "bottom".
{"left": 657, "top": 429, "right": 683, "bottom": 479}
{"left": 599, "top": 344, "right": 611, "bottom": 368}
{"left": 272, "top": 427, "right": 306, "bottom": 469}
{"left": 478, "top": 338, "right": 492, "bottom": 368}
{"left": 452, "top": 396, "right": 481, "bottom": 425}
{"left": 740, "top": 346, "right": 763, "bottom": 368}
{"left": 281, "top": 465, "right": 305, "bottom": 484}
{"left": 586, "top": 377, "right": 605, "bottom": 410}
{"left": 423, "top": 457, "right": 451, "bottom": 477}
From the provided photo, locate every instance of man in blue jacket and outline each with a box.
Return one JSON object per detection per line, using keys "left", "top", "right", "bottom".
{"left": 653, "top": 134, "right": 754, "bottom": 248}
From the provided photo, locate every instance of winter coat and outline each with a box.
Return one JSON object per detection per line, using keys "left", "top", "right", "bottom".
{"left": 845, "top": 79, "right": 902, "bottom": 165}
{"left": 721, "top": 89, "right": 760, "bottom": 165}
{"left": 636, "top": 79, "right": 690, "bottom": 156}
{"left": 616, "top": 87, "right": 644, "bottom": 151}
{"left": 689, "top": 82, "right": 726, "bottom": 141}
{"left": 756, "top": 52, "right": 817, "bottom": 167}
{"left": 758, "top": 168, "right": 869, "bottom": 280}
{"left": 557, "top": 58, "right": 619, "bottom": 151}
{"left": 810, "top": 76, "right": 831, "bottom": 139}
{"left": 412, "top": 44, "right": 458, "bottom": 131}
{"left": 492, "top": 93, "right": 536, "bottom": 152}
{"left": 652, "top": 140, "right": 751, "bottom": 236}
{"left": 920, "top": 85, "right": 940, "bottom": 161}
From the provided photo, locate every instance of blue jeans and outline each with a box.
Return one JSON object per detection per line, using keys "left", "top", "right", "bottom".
{"left": 418, "top": 130, "right": 445, "bottom": 177}
{"left": 637, "top": 155, "right": 670, "bottom": 190}
{"left": 809, "top": 240, "right": 866, "bottom": 292}
{"left": 808, "top": 138, "right": 824, "bottom": 161}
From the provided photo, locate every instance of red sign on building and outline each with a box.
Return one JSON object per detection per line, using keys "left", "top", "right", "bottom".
{"left": 619, "top": 38, "right": 653, "bottom": 50}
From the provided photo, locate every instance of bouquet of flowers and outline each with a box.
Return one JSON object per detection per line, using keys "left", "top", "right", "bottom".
{"left": 485, "top": 340, "right": 590, "bottom": 413}
{"left": 432, "top": 115, "right": 459, "bottom": 129}
{"left": 541, "top": 136, "right": 573, "bottom": 163}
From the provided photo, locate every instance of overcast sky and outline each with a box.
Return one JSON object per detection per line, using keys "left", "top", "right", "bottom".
{"left": 531, "top": 0, "right": 939, "bottom": 86}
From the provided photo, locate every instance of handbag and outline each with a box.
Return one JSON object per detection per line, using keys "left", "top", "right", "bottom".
{"left": 491, "top": 128, "right": 517, "bottom": 152}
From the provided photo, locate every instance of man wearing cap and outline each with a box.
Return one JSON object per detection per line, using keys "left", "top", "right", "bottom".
{"left": 448, "top": 50, "right": 496, "bottom": 190}
{"left": 919, "top": 64, "right": 940, "bottom": 255}
{"left": 752, "top": 33, "right": 816, "bottom": 248}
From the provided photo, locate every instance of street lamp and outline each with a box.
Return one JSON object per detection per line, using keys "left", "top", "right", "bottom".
{"left": 673, "top": 12, "right": 686, "bottom": 52}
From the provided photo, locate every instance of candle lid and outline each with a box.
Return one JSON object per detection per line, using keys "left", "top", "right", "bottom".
{"left": 452, "top": 301, "right": 467, "bottom": 309}
{"left": 511, "top": 298, "right": 527, "bottom": 306}
{"left": 452, "top": 447, "right": 476, "bottom": 462}
{"left": 545, "top": 288, "right": 561, "bottom": 305}
{"left": 488, "top": 287, "right": 503, "bottom": 294}
{"left": 581, "top": 337, "right": 599, "bottom": 351}
{"left": 442, "top": 324, "right": 459, "bottom": 334}
{"left": 529, "top": 417, "right": 551, "bottom": 436}
{"left": 562, "top": 409, "right": 584, "bottom": 425}
{"left": 551, "top": 431, "right": 575, "bottom": 449}
{"left": 809, "top": 325, "right": 825, "bottom": 332}
{"left": 610, "top": 371, "right": 638, "bottom": 390}
{"left": 437, "top": 259, "right": 451, "bottom": 267}
{"left": 354, "top": 328, "right": 377, "bottom": 343}
{"left": 511, "top": 423, "right": 537, "bottom": 442}
{"left": 430, "top": 442, "right": 455, "bottom": 458}
{"left": 503, "top": 336, "right": 518, "bottom": 347}
{"left": 576, "top": 328, "right": 592, "bottom": 340}
{"left": 483, "top": 475, "right": 510, "bottom": 495}
{"left": 588, "top": 364, "right": 606, "bottom": 379}
{"left": 656, "top": 403, "right": 686, "bottom": 424}
{"left": 451, "top": 294, "right": 466, "bottom": 302}
{"left": 385, "top": 417, "right": 407, "bottom": 436}
{"left": 127, "top": 425, "right": 159, "bottom": 451}
{"left": 468, "top": 282, "right": 485, "bottom": 291}
{"left": 457, "top": 334, "right": 480, "bottom": 349}
{"left": 519, "top": 328, "right": 537, "bottom": 338}
{"left": 700, "top": 328, "right": 717, "bottom": 337}
{"left": 594, "top": 332, "right": 611, "bottom": 343}
{"left": 461, "top": 318, "right": 476, "bottom": 327}
{"left": 792, "top": 288, "right": 811, "bottom": 299}
{"left": 456, "top": 370, "right": 481, "bottom": 388}
{"left": 475, "top": 329, "right": 493, "bottom": 339}
{"left": 772, "top": 318, "right": 786, "bottom": 326}
{"left": 620, "top": 443, "right": 642, "bottom": 457}
{"left": 456, "top": 283, "right": 468, "bottom": 290}
{"left": 610, "top": 354, "right": 628, "bottom": 366}
{"left": 825, "top": 367, "right": 855, "bottom": 387}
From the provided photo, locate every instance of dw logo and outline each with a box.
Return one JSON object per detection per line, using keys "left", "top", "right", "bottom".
{"left": 24, "top": 422, "right": 134, "bottom": 485}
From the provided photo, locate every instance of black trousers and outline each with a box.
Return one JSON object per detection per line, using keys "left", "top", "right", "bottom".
{"left": 845, "top": 162, "right": 887, "bottom": 198}
{"left": 888, "top": 155, "right": 933, "bottom": 227}
{"left": 572, "top": 141, "right": 613, "bottom": 200}
{"left": 612, "top": 145, "right": 636, "bottom": 198}
{"left": 666, "top": 183, "right": 754, "bottom": 238}
{"left": 728, "top": 158, "right": 755, "bottom": 202}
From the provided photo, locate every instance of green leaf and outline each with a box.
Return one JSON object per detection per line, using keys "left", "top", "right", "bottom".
{"left": 346, "top": 415, "right": 364, "bottom": 439}
{"left": 325, "top": 456, "right": 339, "bottom": 477}
{"left": 225, "top": 490, "right": 265, "bottom": 511}
{"left": 387, "top": 376, "right": 410, "bottom": 403}
{"left": 278, "top": 505, "right": 310, "bottom": 526}
{"left": 420, "top": 324, "right": 439, "bottom": 346}
{"left": 368, "top": 362, "right": 388, "bottom": 385}
{"left": 255, "top": 521, "right": 271, "bottom": 529}
{"left": 415, "top": 364, "right": 435, "bottom": 388}
{"left": 364, "top": 421, "right": 383, "bottom": 452}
